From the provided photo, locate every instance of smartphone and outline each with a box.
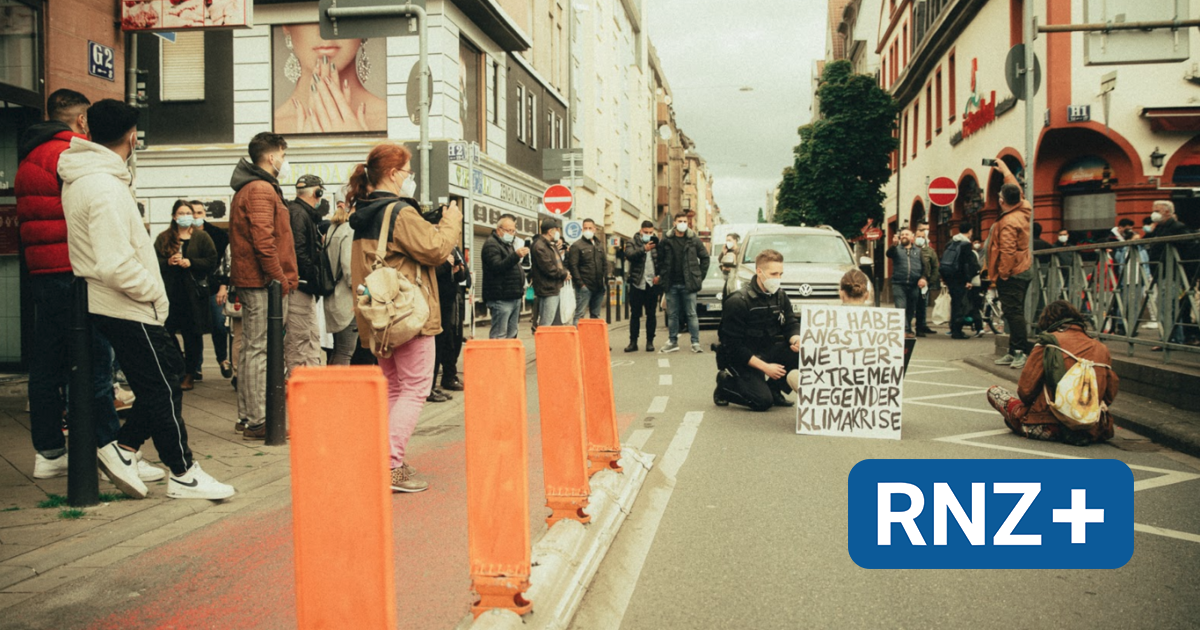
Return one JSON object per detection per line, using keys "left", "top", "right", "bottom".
{"left": 982, "top": 158, "right": 998, "bottom": 167}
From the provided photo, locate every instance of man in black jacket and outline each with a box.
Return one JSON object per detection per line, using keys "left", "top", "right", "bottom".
{"left": 623, "top": 220, "right": 660, "bottom": 352}
{"left": 530, "top": 218, "right": 568, "bottom": 328}
{"left": 567, "top": 218, "right": 609, "bottom": 324}
{"left": 482, "top": 214, "right": 528, "bottom": 339}
{"left": 714, "top": 249, "right": 800, "bottom": 411}
{"left": 429, "top": 248, "right": 469, "bottom": 402}
{"left": 942, "top": 221, "right": 980, "bottom": 339}
{"left": 658, "top": 211, "right": 711, "bottom": 353}
{"left": 285, "top": 174, "right": 328, "bottom": 376}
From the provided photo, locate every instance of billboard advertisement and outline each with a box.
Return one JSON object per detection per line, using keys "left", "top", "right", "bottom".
{"left": 121, "top": 0, "right": 252, "bottom": 31}
{"left": 271, "top": 24, "right": 387, "bottom": 134}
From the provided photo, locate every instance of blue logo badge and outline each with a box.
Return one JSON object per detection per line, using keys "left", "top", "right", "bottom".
{"left": 848, "top": 459, "right": 1133, "bottom": 569}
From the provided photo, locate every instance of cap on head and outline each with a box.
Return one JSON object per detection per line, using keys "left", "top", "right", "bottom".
{"left": 540, "top": 217, "right": 560, "bottom": 234}
{"left": 295, "top": 174, "right": 324, "bottom": 189}
{"left": 87, "top": 99, "right": 139, "bottom": 147}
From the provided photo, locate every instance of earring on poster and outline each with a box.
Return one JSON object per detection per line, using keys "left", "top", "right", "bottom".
{"left": 284, "top": 32, "right": 302, "bottom": 84}
{"left": 356, "top": 38, "right": 371, "bottom": 84}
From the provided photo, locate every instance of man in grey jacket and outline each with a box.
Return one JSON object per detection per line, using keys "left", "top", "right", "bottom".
{"left": 886, "top": 228, "right": 929, "bottom": 336}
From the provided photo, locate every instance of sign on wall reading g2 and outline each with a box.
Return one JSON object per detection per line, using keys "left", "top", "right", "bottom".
{"left": 88, "top": 41, "right": 115, "bottom": 82}
{"left": 848, "top": 459, "right": 1134, "bottom": 569}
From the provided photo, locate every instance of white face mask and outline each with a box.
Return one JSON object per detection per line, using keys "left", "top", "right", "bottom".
{"left": 275, "top": 158, "right": 292, "bottom": 184}
{"left": 973, "top": 243, "right": 981, "bottom": 251}
{"left": 400, "top": 173, "right": 417, "bottom": 198}
{"left": 582, "top": 229, "right": 595, "bottom": 240}
{"left": 1150, "top": 211, "right": 1163, "bottom": 224}
{"left": 675, "top": 222, "right": 688, "bottom": 233}
{"left": 760, "top": 276, "right": 782, "bottom": 294}
{"left": 915, "top": 237, "right": 927, "bottom": 248}
{"left": 1058, "top": 235, "right": 1069, "bottom": 243}
{"left": 552, "top": 231, "right": 561, "bottom": 242}
{"left": 726, "top": 240, "right": 735, "bottom": 249}
{"left": 642, "top": 233, "right": 653, "bottom": 242}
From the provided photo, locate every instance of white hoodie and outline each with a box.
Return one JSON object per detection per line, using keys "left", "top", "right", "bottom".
{"left": 58, "top": 138, "right": 168, "bottom": 326}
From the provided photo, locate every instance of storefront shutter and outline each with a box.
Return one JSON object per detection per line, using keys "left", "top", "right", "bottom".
{"left": 160, "top": 32, "right": 206, "bottom": 102}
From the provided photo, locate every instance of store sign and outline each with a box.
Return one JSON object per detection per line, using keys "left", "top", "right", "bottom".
{"left": 88, "top": 42, "right": 115, "bottom": 82}
{"left": 122, "top": 0, "right": 253, "bottom": 32}
{"left": 962, "top": 90, "right": 996, "bottom": 139}
{"left": 453, "top": 164, "right": 541, "bottom": 214}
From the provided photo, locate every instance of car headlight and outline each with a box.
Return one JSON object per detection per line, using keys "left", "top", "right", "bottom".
{"left": 716, "top": 291, "right": 723, "bottom": 301}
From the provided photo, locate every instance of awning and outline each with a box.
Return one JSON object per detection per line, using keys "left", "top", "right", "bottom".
{"left": 1142, "top": 107, "right": 1200, "bottom": 132}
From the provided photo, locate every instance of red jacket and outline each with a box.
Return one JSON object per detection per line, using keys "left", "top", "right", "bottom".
{"left": 15, "top": 122, "right": 85, "bottom": 275}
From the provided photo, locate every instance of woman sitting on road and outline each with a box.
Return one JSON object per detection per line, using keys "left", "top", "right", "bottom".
{"left": 838, "top": 268, "right": 872, "bottom": 305}
{"left": 986, "top": 300, "right": 1118, "bottom": 445}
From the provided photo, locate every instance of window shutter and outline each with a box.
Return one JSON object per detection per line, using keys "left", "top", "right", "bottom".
{"left": 161, "top": 31, "right": 206, "bottom": 102}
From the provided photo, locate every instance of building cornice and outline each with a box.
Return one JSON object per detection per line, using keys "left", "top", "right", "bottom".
{"left": 889, "top": 0, "right": 988, "bottom": 106}
{"left": 875, "top": 0, "right": 912, "bottom": 55}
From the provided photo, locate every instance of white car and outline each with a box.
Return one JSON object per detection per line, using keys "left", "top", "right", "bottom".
{"left": 723, "top": 225, "right": 873, "bottom": 310}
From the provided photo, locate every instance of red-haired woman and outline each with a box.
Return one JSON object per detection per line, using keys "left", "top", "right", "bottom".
{"left": 154, "top": 199, "right": 218, "bottom": 391}
{"left": 347, "top": 143, "right": 462, "bottom": 493}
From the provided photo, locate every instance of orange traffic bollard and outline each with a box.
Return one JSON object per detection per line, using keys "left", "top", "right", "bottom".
{"left": 464, "top": 340, "right": 533, "bottom": 618}
{"left": 577, "top": 320, "right": 623, "bottom": 476}
{"left": 534, "top": 327, "right": 592, "bottom": 527}
{"left": 288, "top": 367, "right": 396, "bottom": 630}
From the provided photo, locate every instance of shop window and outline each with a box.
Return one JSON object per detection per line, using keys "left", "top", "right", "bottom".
{"left": 161, "top": 32, "right": 206, "bottom": 102}
{"left": 459, "top": 37, "right": 483, "bottom": 145}
{"left": 1059, "top": 156, "right": 1117, "bottom": 231}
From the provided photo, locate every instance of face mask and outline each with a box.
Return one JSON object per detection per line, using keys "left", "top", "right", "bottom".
{"left": 760, "top": 276, "right": 782, "bottom": 294}
{"left": 1058, "top": 235, "right": 1069, "bottom": 243}
{"left": 175, "top": 216, "right": 195, "bottom": 228}
{"left": 1150, "top": 211, "right": 1163, "bottom": 224}
{"left": 192, "top": 217, "right": 205, "bottom": 227}
{"left": 552, "top": 231, "right": 561, "bottom": 242}
{"left": 1145, "top": 224, "right": 1154, "bottom": 234}
{"left": 973, "top": 243, "right": 981, "bottom": 251}
{"left": 316, "top": 199, "right": 330, "bottom": 216}
{"left": 676, "top": 222, "right": 688, "bottom": 233}
{"left": 915, "top": 237, "right": 927, "bottom": 248}
{"left": 400, "top": 174, "right": 417, "bottom": 198}
{"left": 583, "top": 230, "right": 595, "bottom": 240}
{"left": 726, "top": 240, "right": 735, "bottom": 249}
{"left": 502, "top": 232, "right": 515, "bottom": 244}
{"left": 642, "top": 233, "right": 653, "bottom": 243}
{"left": 275, "top": 158, "right": 292, "bottom": 183}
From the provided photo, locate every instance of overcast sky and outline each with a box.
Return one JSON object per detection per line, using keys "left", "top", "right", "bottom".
{"left": 645, "top": 0, "right": 828, "bottom": 224}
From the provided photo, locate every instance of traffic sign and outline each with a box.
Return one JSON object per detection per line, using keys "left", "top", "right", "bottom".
{"left": 928, "top": 177, "right": 958, "bottom": 207}
{"left": 563, "top": 220, "right": 583, "bottom": 242}
{"left": 1004, "top": 44, "right": 1042, "bottom": 101}
{"left": 864, "top": 228, "right": 883, "bottom": 241}
{"left": 543, "top": 184, "right": 574, "bottom": 215}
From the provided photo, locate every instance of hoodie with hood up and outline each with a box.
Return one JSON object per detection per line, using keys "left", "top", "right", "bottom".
{"left": 228, "top": 158, "right": 298, "bottom": 293}
{"left": 14, "top": 121, "right": 87, "bottom": 275}
{"left": 58, "top": 137, "right": 168, "bottom": 326}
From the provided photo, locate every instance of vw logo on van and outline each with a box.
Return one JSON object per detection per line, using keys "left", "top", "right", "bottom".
{"left": 797, "top": 284, "right": 814, "bottom": 297}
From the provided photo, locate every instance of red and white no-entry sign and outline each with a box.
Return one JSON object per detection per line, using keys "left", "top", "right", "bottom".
{"left": 542, "top": 184, "right": 574, "bottom": 215}
{"left": 928, "top": 177, "right": 958, "bottom": 207}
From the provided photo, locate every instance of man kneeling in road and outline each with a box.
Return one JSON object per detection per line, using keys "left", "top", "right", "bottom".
{"left": 713, "top": 249, "right": 800, "bottom": 411}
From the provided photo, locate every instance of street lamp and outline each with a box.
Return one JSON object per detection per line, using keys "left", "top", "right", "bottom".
{"left": 1150, "top": 147, "right": 1166, "bottom": 169}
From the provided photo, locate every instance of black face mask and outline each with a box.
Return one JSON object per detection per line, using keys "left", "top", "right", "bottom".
{"left": 315, "top": 199, "right": 330, "bottom": 217}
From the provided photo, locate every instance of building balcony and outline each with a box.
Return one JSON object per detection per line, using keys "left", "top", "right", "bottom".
{"left": 657, "top": 185, "right": 669, "bottom": 206}
{"left": 657, "top": 102, "right": 669, "bottom": 126}
{"left": 656, "top": 141, "right": 669, "bottom": 165}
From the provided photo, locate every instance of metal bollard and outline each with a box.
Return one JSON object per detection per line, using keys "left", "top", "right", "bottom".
{"left": 265, "top": 280, "right": 287, "bottom": 446}
{"left": 67, "top": 278, "right": 99, "bottom": 507}
{"left": 606, "top": 278, "right": 613, "bottom": 324}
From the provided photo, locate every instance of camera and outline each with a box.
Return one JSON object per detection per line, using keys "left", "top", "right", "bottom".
{"left": 982, "top": 158, "right": 998, "bottom": 167}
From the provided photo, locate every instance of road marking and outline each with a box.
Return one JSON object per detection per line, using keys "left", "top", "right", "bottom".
{"left": 572, "top": 412, "right": 705, "bottom": 629}
{"left": 906, "top": 401, "right": 996, "bottom": 414}
{"left": 625, "top": 429, "right": 653, "bottom": 450}
{"left": 611, "top": 359, "right": 635, "bottom": 368}
{"left": 659, "top": 374, "right": 672, "bottom": 386}
{"left": 647, "top": 396, "right": 669, "bottom": 414}
{"left": 1135, "top": 523, "right": 1200, "bottom": 544}
{"left": 905, "top": 367, "right": 960, "bottom": 377}
{"left": 658, "top": 359, "right": 670, "bottom": 369}
{"left": 905, "top": 380, "right": 989, "bottom": 389}
{"left": 906, "top": 389, "right": 989, "bottom": 402}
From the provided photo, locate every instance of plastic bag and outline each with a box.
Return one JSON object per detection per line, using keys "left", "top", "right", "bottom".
{"left": 559, "top": 282, "right": 576, "bottom": 323}
{"left": 931, "top": 289, "right": 951, "bottom": 325}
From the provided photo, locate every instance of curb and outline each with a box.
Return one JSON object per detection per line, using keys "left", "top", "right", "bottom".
{"left": 961, "top": 354, "right": 1200, "bottom": 460}
{"left": 458, "top": 446, "right": 655, "bottom": 630}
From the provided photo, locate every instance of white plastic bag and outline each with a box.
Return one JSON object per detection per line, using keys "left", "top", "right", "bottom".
{"left": 931, "top": 289, "right": 951, "bottom": 325}
{"left": 559, "top": 281, "right": 576, "bottom": 324}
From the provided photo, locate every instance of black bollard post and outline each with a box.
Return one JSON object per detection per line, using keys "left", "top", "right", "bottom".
{"left": 67, "top": 278, "right": 99, "bottom": 508}
{"left": 265, "top": 280, "right": 287, "bottom": 446}
{"left": 605, "top": 278, "right": 613, "bottom": 324}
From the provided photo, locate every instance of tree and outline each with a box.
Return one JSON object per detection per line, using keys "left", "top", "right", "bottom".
{"left": 757, "top": 207, "right": 765, "bottom": 224}
{"left": 776, "top": 60, "right": 898, "bottom": 237}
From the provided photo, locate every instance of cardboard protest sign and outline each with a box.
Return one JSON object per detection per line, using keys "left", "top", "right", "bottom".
{"left": 795, "top": 305, "right": 905, "bottom": 440}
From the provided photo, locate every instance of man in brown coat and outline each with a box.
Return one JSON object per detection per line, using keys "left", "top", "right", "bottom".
{"left": 987, "top": 158, "right": 1033, "bottom": 369}
{"left": 228, "top": 132, "right": 298, "bottom": 439}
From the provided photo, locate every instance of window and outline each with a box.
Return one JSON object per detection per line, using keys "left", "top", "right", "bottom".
{"left": 881, "top": 59, "right": 887, "bottom": 87}
{"left": 935, "top": 68, "right": 943, "bottom": 133}
{"left": 527, "top": 90, "right": 536, "bottom": 149}
{"left": 459, "top": 38, "right": 483, "bottom": 145}
{"left": 902, "top": 113, "right": 908, "bottom": 165}
{"left": 925, "top": 83, "right": 932, "bottom": 145}
{"left": 516, "top": 83, "right": 526, "bottom": 143}
{"left": 948, "top": 51, "right": 957, "bottom": 122}
{"left": 546, "top": 110, "right": 554, "bottom": 149}
{"left": 912, "top": 103, "right": 919, "bottom": 158}
{"left": 0, "top": 0, "right": 40, "bottom": 95}
{"left": 555, "top": 113, "right": 564, "bottom": 149}
{"left": 161, "top": 31, "right": 205, "bottom": 101}
{"left": 903, "top": 24, "right": 908, "bottom": 66}
{"left": 491, "top": 61, "right": 500, "bottom": 125}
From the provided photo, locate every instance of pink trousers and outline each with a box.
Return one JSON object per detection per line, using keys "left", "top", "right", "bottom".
{"left": 377, "top": 335, "right": 435, "bottom": 469}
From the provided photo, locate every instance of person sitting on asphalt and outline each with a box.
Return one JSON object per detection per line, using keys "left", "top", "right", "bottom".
{"left": 786, "top": 268, "right": 875, "bottom": 393}
{"left": 986, "top": 300, "right": 1118, "bottom": 445}
{"left": 713, "top": 248, "right": 800, "bottom": 411}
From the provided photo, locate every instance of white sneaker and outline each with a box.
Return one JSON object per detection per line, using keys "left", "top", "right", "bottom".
{"left": 100, "top": 452, "right": 165, "bottom": 483}
{"left": 168, "top": 463, "right": 235, "bottom": 500}
{"left": 96, "top": 442, "right": 148, "bottom": 499}
{"left": 33, "top": 453, "right": 69, "bottom": 479}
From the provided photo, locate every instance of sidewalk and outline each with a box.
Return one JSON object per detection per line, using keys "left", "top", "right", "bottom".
{"left": 0, "top": 318, "right": 629, "bottom": 623}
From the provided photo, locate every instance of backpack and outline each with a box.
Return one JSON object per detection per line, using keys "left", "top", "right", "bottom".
{"left": 939, "top": 241, "right": 965, "bottom": 281}
{"left": 310, "top": 223, "right": 341, "bottom": 298}
{"left": 1041, "top": 343, "right": 1111, "bottom": 430}
{"left": 355, "top": 203, "right": 430, "bottom": 358}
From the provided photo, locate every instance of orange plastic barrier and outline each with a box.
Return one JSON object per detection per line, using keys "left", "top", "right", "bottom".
{"left": 534, "top": 327, "right": 592, "bottom": 527}
{"left": 464, "top": 340, "right": 533, "bottom": 617}
{"left": 577, "top": 320, "right": 623, "bottom": 476}
{"left": 288, "top": 367, "right": 395, "bottom": 630}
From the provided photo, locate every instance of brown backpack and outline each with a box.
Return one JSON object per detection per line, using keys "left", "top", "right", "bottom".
{"left": 355, "top": 203, "right": 430, "bottom": 358}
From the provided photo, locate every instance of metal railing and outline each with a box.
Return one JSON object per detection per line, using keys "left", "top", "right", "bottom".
{"left": 1025, "top": 233, "right": 1200, "bottom": 363}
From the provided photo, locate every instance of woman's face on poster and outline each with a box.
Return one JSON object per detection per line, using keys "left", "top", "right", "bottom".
{"left": 283, "top": 24, "right": 361, "bottom": 76}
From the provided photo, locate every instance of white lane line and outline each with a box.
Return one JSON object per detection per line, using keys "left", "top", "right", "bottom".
{"left": 658, "top": 358, "right": 670, "bottom": 369}
{"left": 659, "top": 374, "right": 673, "bottom": 386}
{"left": 625, "top": 428, "right": 653, "bottom": 451}
{"left": 572, "top": 412, "right": 705, "bottom": 629}
{"left": 647, "top": 396, "right": 669, "bottom": 414}
{"left": 907, "top": 389, "right": 989, "bottom": 402}
{"left": 1135, "top": 523, "right": 1200, "bottom": 544}
{"left": 906, "top": 401, "right": 996, "bottom": 414}
{"left": 904, "top": 367, "right": 960, "bottom": 376}
{"left": 905, "top": 380, "right": 989, "bottom": 389}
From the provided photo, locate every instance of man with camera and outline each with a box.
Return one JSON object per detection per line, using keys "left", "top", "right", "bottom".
{"left": 986, "top": 157, "right": 1034, "bottom": 369}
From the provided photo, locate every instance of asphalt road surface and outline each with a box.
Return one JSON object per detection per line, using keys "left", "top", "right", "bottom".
{"left": 571, "top": 330, "right": 1200, "bottom": 630}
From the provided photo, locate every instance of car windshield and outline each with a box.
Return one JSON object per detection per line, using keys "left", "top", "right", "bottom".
{"left": 741, "top": 234, "right": 853, "bottom": 265}
{"left": 706, "top": 258, "right": 726, "bottom": 279}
